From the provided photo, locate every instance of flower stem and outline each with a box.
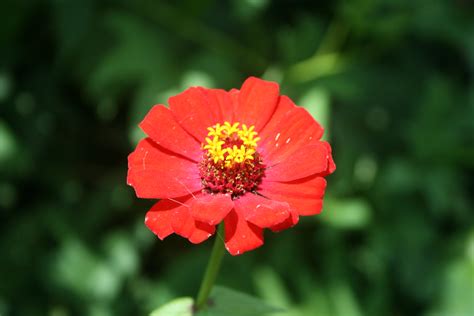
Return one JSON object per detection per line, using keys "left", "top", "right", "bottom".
{"left": 195, "top": 223, "right": 225, "bottom": 311}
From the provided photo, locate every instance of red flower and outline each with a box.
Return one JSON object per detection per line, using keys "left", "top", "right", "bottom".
{"left": 127, "top": 77, "right": 335, "bottom": 255}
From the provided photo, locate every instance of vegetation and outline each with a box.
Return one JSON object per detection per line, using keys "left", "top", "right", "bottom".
{"left": 0, "top": 0, "right": 472, "bottom": 315}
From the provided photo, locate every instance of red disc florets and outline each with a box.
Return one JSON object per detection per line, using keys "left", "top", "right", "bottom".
{"left": 199, "top": 122, "right": 265, "bottom": 198}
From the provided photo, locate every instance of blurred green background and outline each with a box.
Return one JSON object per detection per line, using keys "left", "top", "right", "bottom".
{"left": 1, "top": 0, "right": 473, "bottom": 315}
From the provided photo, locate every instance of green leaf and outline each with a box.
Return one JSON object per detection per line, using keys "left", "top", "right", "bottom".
{"left": 149, "top": 287, "right": 283, "bottom": 316}
{"left": 426, "top": 233, "right": 474, "bottom": 316}
{"left": 320, "top": 198, "right": 372, "bottom": 229}
{"left": 150, "top": 297, "right": 194, "bottom": 316}
{"left": 198, "top": 286, "right": 284, "bottom": 316}
{"left": 0, "top": 120, "right": 18, "bottom": 163}
{"left": 328, "top": 282, "right": 363, "bottom": 316}
{"left": 299, "top": 87, "right": 331, "bottom": 140}
{"left": 253, "top": 267, "right": 291, "bottom": 308}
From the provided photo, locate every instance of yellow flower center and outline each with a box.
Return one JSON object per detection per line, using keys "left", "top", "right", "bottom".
{"left": 199, "top": 122, "right": 265, "bottom": 197}
{"left": 203, "top": 122, "right": 261, "bottom": 168}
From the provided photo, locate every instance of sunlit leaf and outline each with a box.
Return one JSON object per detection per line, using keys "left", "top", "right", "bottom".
{"left": 150, "top": 297, "right": 194, "bottom": 316}
{"left": 198, "top": 286, "right": 284, "bottom": 316}
{"left": 320, "top": 198, "right": 372, "bottom": 229}
{"left": 299, "top": 86, "right": 331, "bottom": 140}
{"left": 253, "top": 266, "right": 291, "bottom": 308}
{"left": 328, "top": 282, "right": 363, "bottom": 316}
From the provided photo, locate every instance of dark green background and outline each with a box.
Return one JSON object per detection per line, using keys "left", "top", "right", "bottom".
{"left": 0, "top": 0, "right": 473, "bottom": 315}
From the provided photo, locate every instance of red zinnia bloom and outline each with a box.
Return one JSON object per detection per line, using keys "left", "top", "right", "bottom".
{"left": 127, "top": 77, "right": 335, "bottom": 255}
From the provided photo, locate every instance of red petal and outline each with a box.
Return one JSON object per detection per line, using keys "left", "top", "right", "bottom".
{"left": 228, "top": 88, "right": 240, "bottom": 109}
{"left": 224, "top": 210, "right": 264, "bottom": 256}
{"left": 322, "top": 141, "right": 336, "bottom": 175}
{"left": 145, "top": 195, "right": 214, "bottom": 243}
{"left": 190, "top": 193, "right": 234, "bottom": 225}
{"left": 259, "top": 176, "right": 327, "bottom": 216}
{"left": 171, "top": 203, "right": 216, "bottom": 244}
{"left": 259, "top": 96, "right": 324, "bottom": 165}
{"left": 234, "top": 193, "right": 290, "bottom": 228}
{"left": 264, "top": 141, "right": 329, "bottom": 182}
{"left": 145, "top": 200, "right": 176, "bottom": 240}
{"left": 234, "top": 77, "right": 280, "bottom": 131}
{"left": 127, "top": 138, "right": 201, "bottom": 199}
{"left": 257, "top": 95, "right": 296, "bottom": 138}
{"left": 269, "top": 208, "right": 299, "bottom": 232}
{"left": 207, "top": 88, "right": 234, "bottom": 123}
{"left": 169, "top": 87, "right": 223, "bottom": 141}
{"left": 139, "top": 105, "right": 202, "bottom": 161}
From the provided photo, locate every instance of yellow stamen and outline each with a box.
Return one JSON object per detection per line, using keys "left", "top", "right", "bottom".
{"left": 203, "top": 121, "right": 259, "bottom": 168}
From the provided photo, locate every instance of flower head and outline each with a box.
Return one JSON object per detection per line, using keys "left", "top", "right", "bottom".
{"left": 127, "top": 77, "right": 335, "bottom": 255}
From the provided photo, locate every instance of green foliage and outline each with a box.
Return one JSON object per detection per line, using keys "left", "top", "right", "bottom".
{"left": 150, "top": 297, "right": 193, "bottom": 316}
{"left": 199, "top": 286, "right": 283, "bottom": 316}
{"left": 149, "top": 286, "right": 282, "bottom": 316}
{"left": 0, "top": 0, "right": 473, "bottom": 315}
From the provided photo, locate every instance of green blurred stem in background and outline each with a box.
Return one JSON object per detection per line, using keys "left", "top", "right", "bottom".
{"left": 286, "top": 19, "right": 348, "bottom": 83}
{"left": 195, "top": 224, "right": 226, "bottom": 311}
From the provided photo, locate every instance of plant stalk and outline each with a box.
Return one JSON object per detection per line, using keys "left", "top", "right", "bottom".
{"left": 195, "top": 223, "right": 225, "bottom": 311}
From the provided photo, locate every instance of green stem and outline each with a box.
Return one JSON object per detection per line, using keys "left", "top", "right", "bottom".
{"left": 195, "top": 224, "right": 225, "bottom": 311}
{"left": 285, "top": 19, "right": 349, "bottom": 84}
